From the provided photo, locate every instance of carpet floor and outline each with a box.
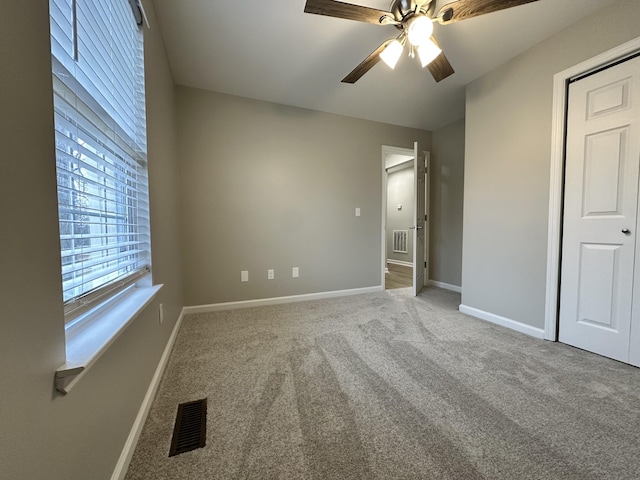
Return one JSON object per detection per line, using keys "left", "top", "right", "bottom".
{"left": 125, "top": 287, "right": 640, "bottom": 479}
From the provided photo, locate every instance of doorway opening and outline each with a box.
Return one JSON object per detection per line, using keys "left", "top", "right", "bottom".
{"left": 381, "top": 144, "right": 429, "bottom": 294}
{"left": 385, "top": 154, "right": 414, "bottom": 289}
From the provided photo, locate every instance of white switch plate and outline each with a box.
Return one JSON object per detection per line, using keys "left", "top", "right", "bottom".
{"left": 268, "top": 269, "right": 275, "bottom": 280}
{"left": 158, "top": 303, "right": 164, "bottom": 325}
{"left": 355, "top": 207, "right": 361, "bottom": 217}
{"left": 292, "top": 267, "right": 299, "bottom": 278}
{"left": 241, "top": 270, "right": 249, "bottom": 282}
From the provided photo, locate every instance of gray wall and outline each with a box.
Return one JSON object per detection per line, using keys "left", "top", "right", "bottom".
{"left": 462, "top": 0, "right": 640, "bottom": 328}
{"left": 177, "top": 87, "right": 431, "bottom": 306}
{"left": 430, "top": 118, "right": 465, "bottom": 288}
{"left": 0, "top": 1, "right": 183, "bottom": 479}
{"left": 386, "top": 165, "right": 414, "bottom": 264}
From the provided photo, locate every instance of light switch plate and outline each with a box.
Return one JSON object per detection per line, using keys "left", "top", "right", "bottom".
{"left": 241, "top": 270, "right": 249, "bottom": 282}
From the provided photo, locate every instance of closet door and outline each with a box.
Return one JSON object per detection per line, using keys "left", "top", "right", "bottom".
{"left": 559, "top": 55, "right": 640, "bottom": 363}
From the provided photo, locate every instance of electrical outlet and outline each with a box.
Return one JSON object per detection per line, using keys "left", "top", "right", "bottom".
{"left": 158, "top": 303, "right": 164, "bottom": 325}
{"left": 241, "top": 270, "right": 249, "bottom": 282}
{"left": 268, "top": 269, "right": 275, "bottom": 280}
{"left": 292, "top": 267, "right": 299, "bottom": 278}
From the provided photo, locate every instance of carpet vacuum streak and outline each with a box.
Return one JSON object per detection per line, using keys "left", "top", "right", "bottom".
{"left": 125, "top": 288, "right": 640, "bottom": 479}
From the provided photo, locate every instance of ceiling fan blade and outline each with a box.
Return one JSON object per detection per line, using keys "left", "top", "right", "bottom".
{"left": 426, "top": 38, "right": 454, "bottom": 82}
{"left": 437, "top": 0, "right": 540, "bottom": 25}
{"left": 304, "top": 0, "right": 394, "bottom": 25}
{"left": 427, "top": 52, "right": 455, "bottom": 82}
{"left": 342, "top": 41, "right": 390, "bottom": 84}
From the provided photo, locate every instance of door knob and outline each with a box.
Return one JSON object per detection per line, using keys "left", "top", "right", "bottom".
{"left": 622, "top": 228, "right": 631, "bottom": 235}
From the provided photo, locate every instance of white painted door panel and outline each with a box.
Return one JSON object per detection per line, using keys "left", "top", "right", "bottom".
{"left": 559, "top": 56, "right": 640, "bottom": 364}
{"left": 413, "top": 141, "right": 426, "bottom": 296}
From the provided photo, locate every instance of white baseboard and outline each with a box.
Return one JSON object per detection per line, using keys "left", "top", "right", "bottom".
{"left": 111, "top": 308, "right": 185, "bottom": 480}
{"left": 459, "top": 304, "right": 545, "bottom": 339}
{"left": 429, "top": 280, "right": 462, "bottom": 293}
{"left": 184, "top": 286, "right": 384, "bottom": 314}
{"left": 386, "top": 259, "right": 413, "bottom": 267}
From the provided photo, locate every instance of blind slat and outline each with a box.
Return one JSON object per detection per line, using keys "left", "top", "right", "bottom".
{"left": 60, "top": 232, "right": 143, "bottom": 242}
{"left": 53, "top": 84, "right": 143, "bottom": 165}
{"left": 63, "top": 257, "right": 145, "bottom": 294}
{"left": 62, "top": 249, "right": 144, "bottom": 276}
{"left": 56, "top": 168, "right": 143, "bottom": 205}
{"left": 61, "top": 240, "right": 141, "bottom": 260}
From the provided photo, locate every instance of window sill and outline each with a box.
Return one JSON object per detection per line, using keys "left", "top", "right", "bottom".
{"left": 55, "top": 284, "right": 163, "bottom": 394}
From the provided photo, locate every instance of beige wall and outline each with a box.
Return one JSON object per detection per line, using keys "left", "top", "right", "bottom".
{"left": 0, "top": 1, "right": 183, "bottom": 479}
{"left": 430, "top": 118, "right": 465, "bottom": 288}
{"left": 177, "top": 87, "right": 431, "bottom": 306}
{"left": 462, "top": 0, "right": 640, "bottom": 328}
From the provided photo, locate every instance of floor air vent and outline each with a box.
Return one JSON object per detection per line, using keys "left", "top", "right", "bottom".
{"left": 169, "top": 398, "right": 207, "bottom": 457}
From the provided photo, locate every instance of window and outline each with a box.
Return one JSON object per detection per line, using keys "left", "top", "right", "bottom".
{"left": 50, "top": 0, "right": 149, "bottom": 321}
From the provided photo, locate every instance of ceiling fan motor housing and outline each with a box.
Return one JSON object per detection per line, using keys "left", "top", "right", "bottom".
{"left": 390, "top": 0, "right": 433, "bottom": 22}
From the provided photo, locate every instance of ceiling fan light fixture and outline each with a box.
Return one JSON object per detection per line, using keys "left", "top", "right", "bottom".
{"left": 417, "top": 39, "right": 442, "bottom": 67}
{"left": 380, "top": 38, "right": 404, "bottom": 69}
{"left": 406, "top": 15, "right": 433, "bottom": 47}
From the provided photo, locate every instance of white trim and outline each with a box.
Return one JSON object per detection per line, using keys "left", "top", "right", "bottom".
{"left": 381, "top": 149, "right": 388, "bottom": 290}
{"left": 459, "top": 304, "right": 545, "bottom": 339}
{"left": 423, "top": 151, "right": 430, "bottom": 293}
{"left": 55, "top": 284, "right": 163, "bottom": 394}
{"left": 387, "top": 259, "right": 413, "bottom": 268}
{"left": 545, "top": 36, "right": 640, "bottom": 342}
{"left": 183, "top": 286, "right": 383, "bottom": 314}
{"left": 429, "top": 280, "right": 462, "bottom": 293}
{"left": 110, "top": 308, "right": 185, "bottom": 480}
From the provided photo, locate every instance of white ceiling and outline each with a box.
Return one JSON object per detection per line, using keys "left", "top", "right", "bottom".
{"left": 151, "top": 0, "right": 619, "bottom": 131}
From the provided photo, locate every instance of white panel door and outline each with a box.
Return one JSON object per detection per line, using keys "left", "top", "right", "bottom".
{"left": 412, "top": 141, "right": 426, "bottom": 296}
{"left": 559, "top": 55, "right": 640, "bottom": 364}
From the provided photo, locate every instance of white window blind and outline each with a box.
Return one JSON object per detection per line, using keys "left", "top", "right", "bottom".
{"left": 50, "top": 0, "right": 150, "bottom": 320}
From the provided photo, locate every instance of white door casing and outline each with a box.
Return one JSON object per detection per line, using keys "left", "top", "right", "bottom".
{"left": 545, "top": 38, "right": 640, "bottom": 343}
{"left": 413, "top": 141, "right": 426, "bottom": 296}
{"left": 424, "top": 151, "right": 430, "bottom": 290}
{"left": 559, "top": 55, "right": 640, "bottom": 364}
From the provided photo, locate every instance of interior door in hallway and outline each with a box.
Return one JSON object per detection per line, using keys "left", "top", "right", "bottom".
{"left": 559, "top": 55, "right": 640, "bottom": 365}
{"left": 412, "top": 141, "right": 427, "bottom": 296}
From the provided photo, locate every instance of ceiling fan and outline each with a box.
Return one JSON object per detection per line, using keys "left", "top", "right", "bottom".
{"left": 303, "top": 0, "right": 540, "bottom": 83}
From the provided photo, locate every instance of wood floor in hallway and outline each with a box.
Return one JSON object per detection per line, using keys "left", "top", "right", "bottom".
{"left": 385, "top": 263, "right": 412, "bottom": 289}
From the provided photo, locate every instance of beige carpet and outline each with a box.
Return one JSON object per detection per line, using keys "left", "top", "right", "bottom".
{"left": 125, "top": 287, "right": 640, "bottom": 479}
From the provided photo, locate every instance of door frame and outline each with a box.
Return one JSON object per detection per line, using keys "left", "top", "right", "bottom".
{"left": 381, "top": 145, "right": 415, "bottom": 289}
{"left": 413, "top": 148, "right": 430, "bottom": 296}
{"left": 544, "top": 36, "right": 640, "bottom": 341}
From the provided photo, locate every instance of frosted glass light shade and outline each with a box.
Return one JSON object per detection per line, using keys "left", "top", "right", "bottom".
{"left": 380, "top": 39, "right": 404, "bottom": 69}
{"left": 407, "top": 15, "right": 433, "bottom": 47}
{"left": 418, "top": 39, "right": 442, "bottom": 67}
